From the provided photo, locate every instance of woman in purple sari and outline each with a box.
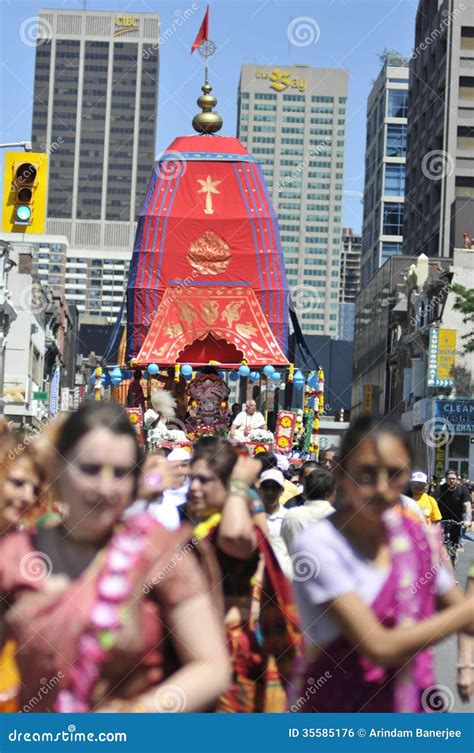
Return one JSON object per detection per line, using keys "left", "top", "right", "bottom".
{"left": 290, "top": 416, "right": 474, "bottom": 713}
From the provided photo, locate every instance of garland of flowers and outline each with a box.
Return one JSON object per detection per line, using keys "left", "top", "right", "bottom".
{"left": 54, "top": 514, "right": 156, "bottom": 713}
{"left": 186, "top": 425, "right": 229, "bottom": 442}
{"left": 303, "top": 369, "right": 325, "bottom": 457}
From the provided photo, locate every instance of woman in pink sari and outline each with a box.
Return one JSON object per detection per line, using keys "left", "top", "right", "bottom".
{"left": 290, "top": 416, "right": 474, "bottom": 713}
{"left": 0, "top": 402, "right": 229, "bottom": 713}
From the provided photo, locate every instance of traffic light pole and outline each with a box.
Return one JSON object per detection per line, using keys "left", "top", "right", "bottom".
{"left": 0, "top": 242, "right": 17, "bottom": 417}
{"left": 0, "top": 142, "right": 32, "bottom": 151}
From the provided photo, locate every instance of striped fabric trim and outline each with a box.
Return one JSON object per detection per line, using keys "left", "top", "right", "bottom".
{"left": 157, "top": 151, "right": 259, "bottom": 163}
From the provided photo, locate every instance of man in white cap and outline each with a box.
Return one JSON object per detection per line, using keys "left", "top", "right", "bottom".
{"left": 258, "top": 468, "right": 287, "bottom": 538}
{"left": 409, "top": 470, "right": 442, "bottom": 524}
{"left": 257, "top": 468, "right": 293, "bottom": 578}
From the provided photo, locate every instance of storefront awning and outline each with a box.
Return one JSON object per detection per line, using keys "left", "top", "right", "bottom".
{"left": 136, "top": 285, "right": 289, "bottom": 367}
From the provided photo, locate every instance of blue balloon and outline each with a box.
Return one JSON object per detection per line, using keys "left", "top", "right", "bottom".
{"left": 147, "top": 363, "right": 159, "bottom": 375}
{"left": 180, "top": 364, "right": 193, "bottom": 379}
{"left": 229, "top": 371, "right": 240, "bottom": 382}
{"left": 271, "top": 372, "right": 281, "bottom": 382}
{"left": 263, "top": 365, "right": 275, "bottom": 377}
{"left": 218, "top": 370, "right": 226, "bottom": 379}
{"left": 110, "top": 367, "right": 123, "bottom": 387}
{"left": 239, "top": 364, "right": 250, "bottom": 378}
{"left": 249, "top": 371, "right": 260, "bottom": 382}
{"left": 293, "top": 369, "right": 305, "bottom": 391}
{"left": 122, "top": 369, "right": 132, "bottom": 380}
{"left": 101, "top": 371, "right": 111, "bottom": 387}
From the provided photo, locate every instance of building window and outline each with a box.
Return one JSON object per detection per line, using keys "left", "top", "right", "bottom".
{"left": 457, "top": 125, "right": 474, "bottom": 150}
{"left": 384, "top": 164, "right": 405, "bottom": 196}
{"left": 387, "top": 89, "right": 408, "bottom": 118}
{"left": 381, "top": 242, "right": 403, "bottom": 261}
{"left": 459, "top": 76, "right": 474, "bottom": 99}
{"left": 382, "top": 203, "right": 404, "bottom": 236}
{"left": 312, "top": 96, "right": 333, "bottom": 103}
{"left": 455, "top": 176, "right": 474, "bottom": 199}
{"left": 386, "top": 124, "right": 407, "bottom": 157}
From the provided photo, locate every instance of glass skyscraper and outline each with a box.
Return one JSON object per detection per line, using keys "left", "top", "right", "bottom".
{"left": 31, "top": 9, "right": 159, "bottom": 319}
{"left": 360, "top": 53, "right": 408, "bottom": 286}
{"left": 237, "top": 64, "right": 348, "bottom": 336}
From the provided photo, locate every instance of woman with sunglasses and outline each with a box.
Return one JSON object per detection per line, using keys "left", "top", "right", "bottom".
{"left": 1, "top": 402, "right": 229, "bottom": 713}
{"left": 290, "top": 416, "right": 474, "bottom": 713}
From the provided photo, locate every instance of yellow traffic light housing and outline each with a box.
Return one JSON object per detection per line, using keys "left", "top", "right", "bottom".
{"left": 2, "top": 152, "right": 48, "bottom": 234}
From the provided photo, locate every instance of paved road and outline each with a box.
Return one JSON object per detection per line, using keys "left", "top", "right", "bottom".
{"left": 435, "top": 538, "right": 474, "bottom": 713}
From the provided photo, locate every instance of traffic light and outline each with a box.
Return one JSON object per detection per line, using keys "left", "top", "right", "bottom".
{"left": 2, "top": 151, "right": 48, "bottom": 234}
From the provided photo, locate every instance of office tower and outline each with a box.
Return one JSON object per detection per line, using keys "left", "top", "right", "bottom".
{"left": 338, "top": 227, "right": 361, "bottom": 341}
{"left": 31, "top": 9, "right": 159, "bottom": 318}
{"left": 360, "top": 52, "right": 409, "bottom": 286}
{"left": 404, "top": 0, "right": 474, "bottom": 258}
{"left": 237, "top": 64, "right": 348, "bottom": 336}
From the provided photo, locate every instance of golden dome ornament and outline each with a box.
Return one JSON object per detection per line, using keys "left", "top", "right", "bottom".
{"left": 192, "top": 39, "right": 223, "bottom": 134}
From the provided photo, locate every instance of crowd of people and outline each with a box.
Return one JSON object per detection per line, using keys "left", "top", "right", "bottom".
{"left": 1, "top": 402, "right": 473, "bottom": 714}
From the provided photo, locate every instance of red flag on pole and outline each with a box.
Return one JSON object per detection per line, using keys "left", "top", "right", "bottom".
{"left": 191, "top": 5, "right": 209, "bottom": 53}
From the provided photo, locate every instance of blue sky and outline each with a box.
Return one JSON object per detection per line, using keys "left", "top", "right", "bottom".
{"left": 0, "top": 0, "right": 419, "bottom": 230}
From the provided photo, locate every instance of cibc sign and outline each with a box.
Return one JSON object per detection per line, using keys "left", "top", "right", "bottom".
{"left": 114, "top": 16, "right": 138, "bottom": 37}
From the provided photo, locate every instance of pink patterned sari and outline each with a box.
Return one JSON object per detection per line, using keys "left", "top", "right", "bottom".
{"left": 292, "top": 511, "right": 441, "bottom": 713}
{"left": 3, "top": 517, "right": 203, "bottom": 712}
